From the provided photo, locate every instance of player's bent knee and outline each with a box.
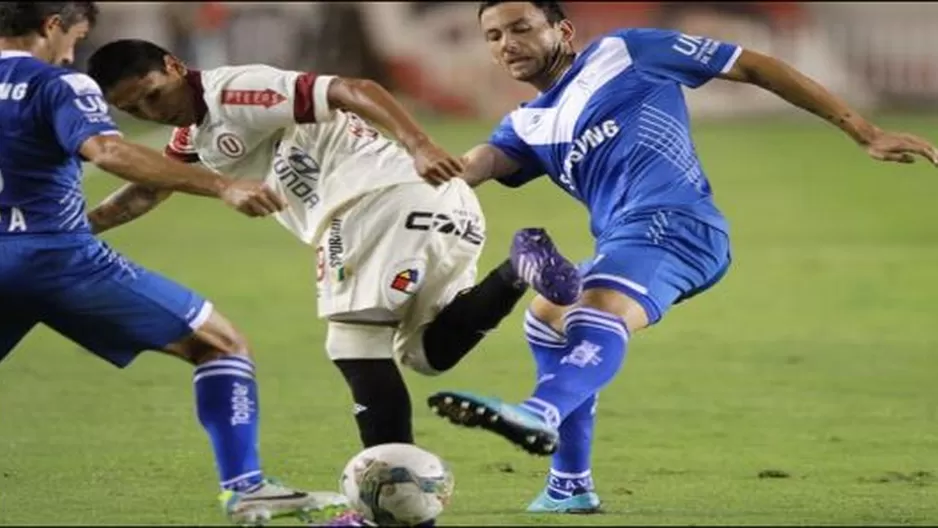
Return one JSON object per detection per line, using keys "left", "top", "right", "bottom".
{"left": 399, "top": 332, "right": 442, "bottom": 377}
{"left": 326, "top": 321, "right": 396, "bottom": 361}
{"left": 529, "top": 294, "right": 569, "bottom": 334}
{"left": 165, "top": 304, "right": 251, "bottom": 365}
{"left": 579, "top": 287, "right": 650, "bottom": 333}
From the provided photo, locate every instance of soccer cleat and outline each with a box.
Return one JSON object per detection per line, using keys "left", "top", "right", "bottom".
{"left": 427, "top": 390, "right": 559, "bottom": 456}
{"left": 219, "top": 478, "right": 349, "bottom": 526}
{"left": 314, "top": 510, "right": 375, "bottom": 527}
{"left": 510, "top": 228, "right": 581, "bottom": 306}
{"left": 526, "top": 488, "right": 602, "bottom": 514}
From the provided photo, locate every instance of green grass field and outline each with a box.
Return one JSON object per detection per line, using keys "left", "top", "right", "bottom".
{"left": 2, "top": 114, "right": 938, "bottom": 525}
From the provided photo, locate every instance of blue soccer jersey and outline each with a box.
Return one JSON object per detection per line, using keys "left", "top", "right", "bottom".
{"left": 0, "top": 50, "right": 120, "bottom": 235}
{"left": 489, "top": 28, "right": 742, "bottom": 238}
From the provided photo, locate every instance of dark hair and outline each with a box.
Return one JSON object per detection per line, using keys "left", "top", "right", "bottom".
{"left": 477, "top": 1, "right": 567, "bottom": 24}
{"left": 87, "top": 38, "right": 171, "bottom": 94}
{"left": 0, "top": 2, "right": 98, "bottom": 37}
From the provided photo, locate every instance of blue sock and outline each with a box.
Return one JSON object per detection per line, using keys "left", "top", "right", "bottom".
{"left": 524, "top": 310, "right": 599, "bottom": 500}
{"left": 547, "top": 398, "right": 597, "bottom": 499}
{"left": 520, "top": 307, "right": 628, "bottom": 427}
{"left": 193, "top": 356, "right": 264, "bottom": 491}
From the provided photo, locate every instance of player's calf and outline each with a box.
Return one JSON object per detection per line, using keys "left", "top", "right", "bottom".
{"left": 165, "top": 306, "right": 345, "bottom": 523}
{"left": 415, "top": 259, "right": 528, "bottom": 373}
{"left": 328, "top": 322, "right": 414, "bottom": 447}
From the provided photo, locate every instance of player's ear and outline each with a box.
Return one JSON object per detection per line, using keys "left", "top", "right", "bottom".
{"left": 39, "top": 14, "right": 63, "bottom": 38}
{"left": 164, "top": 54, "right": 186, "bottom": 76}
{"left": 558, "top": 19, "right": 575, "bottom": 49}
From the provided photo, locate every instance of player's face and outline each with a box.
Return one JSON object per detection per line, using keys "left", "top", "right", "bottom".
{"left": 479, "top": 2, "right": 571, "bottom": 83}
{"left": 105, "top": 57, "right": 197, "bottom": 127}
{"left": 39, "top": 16, "right": 90, "bottom": 67}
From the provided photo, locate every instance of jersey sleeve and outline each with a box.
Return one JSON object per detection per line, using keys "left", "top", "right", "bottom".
{"left": 487, "top": 113, "right": 545, "bottom": 188}
{"left": 164, "top": 126, "right": 200, "bottom": 163}
{"left": 210, "top": 66, "right": 336, "bottom": 131}
{"left": 619, "top": 28, "right": 742, "bottom": 88}
{"left": 41, "top": 72, "right": 120, "bottom": 155}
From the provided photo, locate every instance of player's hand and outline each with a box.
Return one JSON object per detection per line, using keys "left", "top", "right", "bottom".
{"left": 412, "top": 140, "right": 465, "bottom": 186}
{"left": 220, "top": 180, "right": 286, "bottom": 217}
{"left": 864, "top": 129, "right": 938, "bottom": 167}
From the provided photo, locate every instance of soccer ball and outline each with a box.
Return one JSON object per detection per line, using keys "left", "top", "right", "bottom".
{"left": 339, "top": 443, "right": 454, "bottom": 526}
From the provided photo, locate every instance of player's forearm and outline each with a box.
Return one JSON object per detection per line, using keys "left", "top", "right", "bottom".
{"left": 83, "top": 136, "right": 228, "bottom": 197}
{"left": 460, "top": 145, "right": 499, "bottom": 187}
{"left": 460, "top": 144, "right": 522, "bottom": 187}
{"left": 88, "top": 183, "right": 172, "bottom": 234}
{"left": 725, "top": 50, "right": 878, "bottom": 146}
{"left": 327, "top": 78, "right": 432, "bottom": 155}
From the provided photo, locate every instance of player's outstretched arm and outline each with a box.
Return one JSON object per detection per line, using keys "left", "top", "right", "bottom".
{"left": 325, "top": 77, "right": 464, "bottom": 184}
{"left": 87, "top": 183, "right": 172, "bottom": 235}
{"left": 460, "top": 144, "right": 523, "bottom": 187}
{"left": 720, "top": 49, "right": 938, "bottom": 166}
{"left": 80, "top": 134, "right": 286, "bottom": 217}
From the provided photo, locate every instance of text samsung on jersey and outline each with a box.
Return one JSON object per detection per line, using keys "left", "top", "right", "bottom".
{"left": 0, "top": 82, "right": 28, "bottom": 101}
{"left": 561, "top": 119, "right": 620, "bottom": 190}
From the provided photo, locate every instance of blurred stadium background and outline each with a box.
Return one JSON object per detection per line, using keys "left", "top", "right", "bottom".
{"left": 1, "top": 2, "right": 937, "bottom": 525}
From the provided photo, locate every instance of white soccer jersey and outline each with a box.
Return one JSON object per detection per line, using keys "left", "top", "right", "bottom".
{"left": 164, "top": 64, "right": 424, "bottom": 245}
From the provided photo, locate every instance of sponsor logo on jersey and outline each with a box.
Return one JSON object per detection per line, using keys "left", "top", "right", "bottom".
{"left": 403, "top": 211, "right": 484, "bottom": 246}
{"left": 60, "top": 73, "right": 101, "bottom": 96}
{"left": 560, "top": 119, "right": 620, "bottom": 192}
{"left": 273, "top": 145, "right": 321, "bottom": 209}
{"left": 390, "top": 268, "right": 420, "bottom": 294}
{"left": 221, "top": 88, "right": 287, "bottom": 108}
{"left": 346, "top": 113, "right": 379, "bottom": 140}
{"left": 216, "top": 132, "right": 246, "bottom": 158}
{"left": 0, "top": 82, "right": 27, "bottom": 101}
{"left": 671, "top": 34, "right": 722, "bottom": 66}
{"left": 323, "top": 218, "right": 347, "bottom": 281}
{"left": 327, "top": 218, "right": 344, "bottom": 267}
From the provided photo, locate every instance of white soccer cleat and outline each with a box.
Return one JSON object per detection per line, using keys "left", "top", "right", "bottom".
{"left": 219, "top": 479, "right": 350, "bottom": 526}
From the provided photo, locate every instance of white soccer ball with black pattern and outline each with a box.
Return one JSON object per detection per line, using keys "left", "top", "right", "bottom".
{"left": 339, "top": 443, "right": 454, "bottom": 526}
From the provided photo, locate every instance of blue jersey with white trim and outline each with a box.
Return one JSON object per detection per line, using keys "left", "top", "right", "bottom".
{"left": 489, "top": 28, "right": 742, "bottom": 237}
{"left": 0, "top": 51, "right": 120, "bottom": 236}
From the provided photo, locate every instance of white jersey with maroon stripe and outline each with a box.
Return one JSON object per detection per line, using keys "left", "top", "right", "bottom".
{"left": 164, "top": 64, "right": 424, "bottom": 245}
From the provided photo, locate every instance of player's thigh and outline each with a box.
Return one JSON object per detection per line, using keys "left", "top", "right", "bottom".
{"left": 0, "top": 305, "right": 39, "bottom": 364}
{"left": 325, "top": 319, "right": 397, "bottom": 362}
{"left": 584, "top": 212, "right": 731, "bottom": 326}
{"left": 41, "top": 253, "right": 215, "bottom": 369}
{"left": 0, "top": 239, "right": 49, "bottom": 361}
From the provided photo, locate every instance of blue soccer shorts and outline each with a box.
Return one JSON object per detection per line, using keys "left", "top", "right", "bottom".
{"left": 0, "top": 234, "right": 211, "bottom": 368}
{"left": 579, "top": 210, "right": 731, "bottom": 325}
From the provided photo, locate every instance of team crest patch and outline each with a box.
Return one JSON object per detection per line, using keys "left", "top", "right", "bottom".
{"left": 390, "top": 269, "right": 420, "bottom": 294}
{"left": 216, "top": 133, "right": 246, "bottom": 158}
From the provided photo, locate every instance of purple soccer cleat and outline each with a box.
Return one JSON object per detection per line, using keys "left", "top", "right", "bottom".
{"left": 510, "top": 228, "right": 581, "bottom": 306}
{"left": 315, "top": 510, "right": 373, "bottom": 527}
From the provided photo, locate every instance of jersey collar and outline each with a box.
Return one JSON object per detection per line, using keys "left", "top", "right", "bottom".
{"left": 184, "top": 69, "right": 209, "bottom": 125}
{"left": 0, "top": 50, "right": 33, "bottom": 59}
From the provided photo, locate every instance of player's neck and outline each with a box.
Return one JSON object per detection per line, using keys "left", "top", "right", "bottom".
{"left": 0, "top": 37, "right": 42, "bottom": 58}
{"left": 530, "top": 51, "right": 576, "bottom": 93}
